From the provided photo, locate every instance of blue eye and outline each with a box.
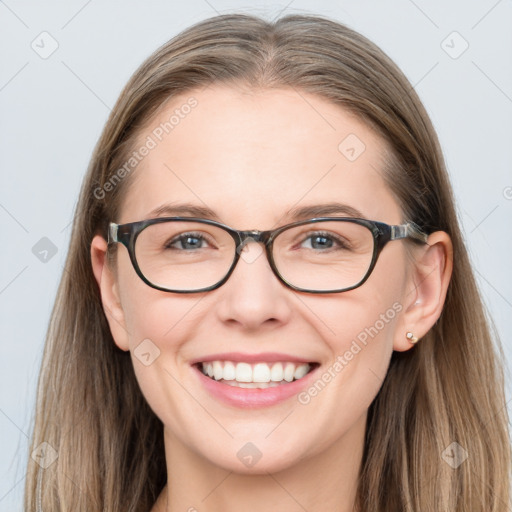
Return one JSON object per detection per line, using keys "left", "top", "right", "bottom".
{"left": 300, "top": 231, "right": 350, "bottom": 251}
{"left": 304, "top": 234, "right": 334, "bottom": 250}
{"left": 166, "top": 232, "right": 210, "bottom": 250}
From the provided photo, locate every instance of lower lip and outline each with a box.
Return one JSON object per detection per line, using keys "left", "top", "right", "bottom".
{"left": 192, "top": 364, "right": 320, "bottom": 408}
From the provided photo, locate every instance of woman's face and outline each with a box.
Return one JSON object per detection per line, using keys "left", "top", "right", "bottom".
{"left": 99, "top": 85, "right": 418, "bottom": 473}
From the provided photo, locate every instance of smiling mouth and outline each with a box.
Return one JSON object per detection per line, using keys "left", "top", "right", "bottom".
{"left": 195, "top": 361, "right": 319, "bottom": 389}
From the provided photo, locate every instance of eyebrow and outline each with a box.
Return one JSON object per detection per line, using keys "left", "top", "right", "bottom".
{"left": 145, "top": 201, "right": 366, "bottom": 223}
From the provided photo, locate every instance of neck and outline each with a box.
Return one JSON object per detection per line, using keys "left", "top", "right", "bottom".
{"left": 152, "top": 413, "right": 366, "bottom": 512}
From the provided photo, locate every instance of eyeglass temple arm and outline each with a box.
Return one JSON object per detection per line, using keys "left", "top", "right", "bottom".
{"left": 391, "top": 222, "right": 429, "bottom": 244}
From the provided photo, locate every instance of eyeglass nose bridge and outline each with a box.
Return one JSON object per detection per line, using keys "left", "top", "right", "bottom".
{"left": 235, "top": 229, "right": 274, "bottom": 252}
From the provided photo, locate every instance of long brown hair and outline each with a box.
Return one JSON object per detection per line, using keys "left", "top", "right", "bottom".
{"left": 25, "top": 13, "right": 511, "bottom": 511}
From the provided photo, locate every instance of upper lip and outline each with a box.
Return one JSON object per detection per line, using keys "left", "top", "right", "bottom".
{"left": 189, "top": 352, "right": 318, "bottom": 365}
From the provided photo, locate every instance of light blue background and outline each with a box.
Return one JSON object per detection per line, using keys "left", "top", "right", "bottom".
{"left": 1, "top": 1, "right": 511, "bottom": 509}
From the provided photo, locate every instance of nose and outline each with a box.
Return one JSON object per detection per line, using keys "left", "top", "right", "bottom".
{"left": 214, "top": 239, "right": 293, "bottom": 330}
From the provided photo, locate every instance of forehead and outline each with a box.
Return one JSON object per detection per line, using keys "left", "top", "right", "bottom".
{"left": 118, "top": 85, "right": 401, "bottom": 228}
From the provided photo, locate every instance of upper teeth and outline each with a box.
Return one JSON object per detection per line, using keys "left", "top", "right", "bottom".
{"left": 201, "top": 361, "right": 311, "bottom": 383}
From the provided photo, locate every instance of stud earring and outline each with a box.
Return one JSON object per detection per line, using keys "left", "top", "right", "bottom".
{"left": 406, "top": 332, "right": 419, "bottom": 344}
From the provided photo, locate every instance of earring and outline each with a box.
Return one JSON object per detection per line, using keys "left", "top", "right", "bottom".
{"left": 406, "top": 332, "right": 419, "bottom": 344}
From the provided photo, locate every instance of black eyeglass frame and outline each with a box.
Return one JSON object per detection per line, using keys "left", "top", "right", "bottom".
{"left": 107, "top": 216, "right": 429, "bottom": 294}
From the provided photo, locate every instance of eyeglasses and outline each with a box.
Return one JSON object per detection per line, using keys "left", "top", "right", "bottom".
{"left": 107, "top": 216, "right": 428, "bottom": 294}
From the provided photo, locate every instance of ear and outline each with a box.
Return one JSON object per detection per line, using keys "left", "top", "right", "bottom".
{"left": 393, "top": 231, "right": 453, "bottom": 352}
{"left": 90, "top": 234, "right": 130, "bottom": 351}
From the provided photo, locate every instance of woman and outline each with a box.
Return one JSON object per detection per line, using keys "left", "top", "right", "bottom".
{"left": 25, "top": 13, "right": 511, "bottom": 511}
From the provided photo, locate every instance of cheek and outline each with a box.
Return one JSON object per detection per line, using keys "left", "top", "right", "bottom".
{"left": 116, "top": 248, "right": 197, "bottom": 343}
{"left": 308, "top": 291, "right": 401, "bottom": 396}
{"left": 114, "top": 252, "right": 200, "bottom": 404}
{"left": 118, "top": 283, "right": 203, "bottom": 425}
{"left": 311, "top": 250, "right": 406, "bottom": 354}
{"left": 301, "top": 246, "right": 407, "bottom": 400}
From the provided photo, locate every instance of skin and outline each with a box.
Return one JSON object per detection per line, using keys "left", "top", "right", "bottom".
{"left": 91, "top": 84, "right": 453, "bottom": 512}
